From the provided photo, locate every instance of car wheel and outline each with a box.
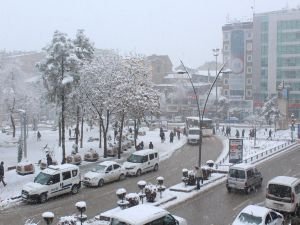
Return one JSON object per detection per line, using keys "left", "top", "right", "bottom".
{"left": 98, "top": 179, "right": 104, "bottom": 187}
{"left": 119, "top": 174, "right": 125, "bottom": 181}
{"left": 136, "top": 169, "right": 142, "bottom": 177}
{"left": 71, "top": 184, "right": 79, "bottom": 194}
{"left": 39, "top": 193, "right": 47, "bottom": 203}
{"left": 153, "top": 164, "right": 159, "bottom": 171}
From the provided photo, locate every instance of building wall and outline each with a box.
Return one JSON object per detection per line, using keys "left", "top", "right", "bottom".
{"left": 147, "top": 55, "right": 173, "bottom": 84}
{"left": 253, "top": 9, "right": 300, "bottom": 117}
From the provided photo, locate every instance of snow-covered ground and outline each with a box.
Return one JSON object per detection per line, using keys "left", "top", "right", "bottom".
{"left": 0, "top": 123, "right": 296, "bottom": 223}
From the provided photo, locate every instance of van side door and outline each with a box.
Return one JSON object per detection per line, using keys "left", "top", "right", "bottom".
{"left": 142, "top": 155, "right": 150, "bottom": 172}
{"left": 149, "top": 153, "right": 155, "bottom": 170}
{"left": 61, "top": 170, "right": 73, "bottom": 194}
{"left": 48, "top": 173, "right": 61, "bottom": 198}
{"left": 246, "top": 168, "right": 255, "bottom": 187}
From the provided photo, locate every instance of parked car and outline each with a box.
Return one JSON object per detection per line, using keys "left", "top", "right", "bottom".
{"left": 109, "top": 204, "right": 187, "bottom": 225}
{"left": 232, "top": 205, "right": 284, "bottom": 225}
{"left": 83, "top": 161, "right": 126, "bottom": 187}
{"left": 123, "top": 149, "right": 159, "bottom": 176}
{"left": 226, "top": 163, "right": 263, "bottom": 194}
{"left": 265, "top": 176, "right": 300, "bottom": 215}
{"left": 21, "top": 164, "right": 81, "bottom": 203}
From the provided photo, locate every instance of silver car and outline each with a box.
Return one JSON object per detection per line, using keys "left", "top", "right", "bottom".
{"left": 83, "top": 161, "right": 126, "bottom": 187}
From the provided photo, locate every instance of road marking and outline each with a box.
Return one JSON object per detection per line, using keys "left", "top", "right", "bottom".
{"left": 233, "top": 199, "right": 251, "bottom": 211}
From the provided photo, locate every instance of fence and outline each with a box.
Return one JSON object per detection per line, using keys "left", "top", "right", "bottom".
{"left": 214, "top": 140, "right": 297, "bottom": 172}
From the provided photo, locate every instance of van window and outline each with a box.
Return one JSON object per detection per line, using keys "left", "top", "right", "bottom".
{"left": 127, "top": 154, "right": 143, "bottom": 163}
{"left": 107, "top": 165, "right": 113, "bottom": 172}
{"left": 295, "top": 183, "right": 300, "bottom": 194}
{"left": 145, "top": 214, "right": 176, "bottom": 225}
{"left": 62, "top": 171, "right": 71, "bottom": 180}
{"left": 149, "top": 154, "right": 154, "bottom": 160}
{"left": 114, "top": 164, "right": 121, "bottom": 170}
{"left": 155, "top": 153, "right": 158, "bottom": 158}
{"left": 229, "top": 169, "right": 245, "bottom": 179}
{"left": 142, "top": 155, "right": 148, "bottom": 163}
{"left": 72, "top": 169, "right": 78, "bottom": 177}
{"left": 247, "top": 169, "right": 254, "bottom": 178}
{"left": 51, "top": 174, "right": 60, "bottom": 184}
{"left": 268, "top": 184, "right": 291, "bottom": 198}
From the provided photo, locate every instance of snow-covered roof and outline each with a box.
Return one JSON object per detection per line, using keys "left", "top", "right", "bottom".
{"left": 111, "top": 205, "right": 168, "bottom": 225}
{"left": 99, "top": 160, "right": 117, "bottom": 167}
{"left": 267, "top": 176, "right": 299, "bottom": 186}
{"left": 230, "top": 163, "right": 255, "bottom": 170}
{"left": 45, "top": 164, "right": 78, "bottom": 174}
{"left": 132, "top": 149, "right": 158, "bottom": 156}
{"left": 239, "top": 205, "right": 270, "bottom": 218}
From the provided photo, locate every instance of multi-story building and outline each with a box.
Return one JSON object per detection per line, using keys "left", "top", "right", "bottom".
{"left": 252, "top": 9, "right": 300, "bottom": 117}
{"left": 147, "top": 55, "right": 173, "bottom": 84}
{"left": 222, "top": 21, "right": 254, "bottom": 119}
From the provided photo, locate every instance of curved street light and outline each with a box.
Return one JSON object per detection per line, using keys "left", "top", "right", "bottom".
{"left": 179, "top": 60, "right": 230, "bottom": 167}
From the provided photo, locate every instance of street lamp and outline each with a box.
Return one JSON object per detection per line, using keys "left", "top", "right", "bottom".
{"left": 42, "top": 212, "right": 54, "bottom": 225}
{"left": 212, "top": 48, "right": 220, "bottom": 118}
{"left": 291, "top": 113, "right": 296, "bottom": 142}
{"left": 179, "top": 60, "right": 230, "bottom": 167}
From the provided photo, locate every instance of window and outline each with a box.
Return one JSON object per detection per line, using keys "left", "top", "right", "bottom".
{"left": 62, "top": 171, "right": 71, "bottom": 180}
{"left": 247, "top": 67, "right": 252, "bottom": 74}
{"left": 142, "top": 155, "right": 148, "bottom": 163}
{"left": 224, "top": 90, "right": 228, "bottom": 96}
{"left": 270, "top": 211, "right": 278, "bottom": 220}
{"left": 246, "top": 169, "right": 254, "bottom": 178}
{"left": 265, "top": 214, "right": 272, "bottom": 224}
{"left": 224, "top": 79, "right": 228, "bottom": 85}
{"left": 106, "top": 165, "right": 112, "bottom": 172}
{"left": 72, "top": 170, "right": 78, "bottom": 177}
{"left": 247, "top": 78, "right": 252, "bottom": 85}
{"left": 247, "top": 43, "right": 252, "bottom": 51}
{"left": 247, "top": 55, "right": 252, "bottom": 62}
{"left": 295, "top": 183, "right": 300, "bottom": 194}
{"left": 149, "top": 154, "right": 154, "bottom": 160}
{"left": 154, "top": 153, "right": 158, "bottom": 158}
{"left": 113, "top": 164, "right": 120, "bottom": 170}
{"left": 51, "top": 174, "right": 60, "bottom": 184}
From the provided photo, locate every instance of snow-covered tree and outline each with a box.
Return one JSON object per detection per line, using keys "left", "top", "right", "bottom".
{"left": 37, "top": 30, "right": 81, "bottom": 163}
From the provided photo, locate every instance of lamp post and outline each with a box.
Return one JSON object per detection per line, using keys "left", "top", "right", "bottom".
{"left": 212, "top": 48, "right": 220, "bottom": 118}
{"left": 42, "top": 212, "right": 54, "bottom": 225}
{"left": 179, "top": 60, "right": 230, "bottom": 167}
{"left": 291, "top": 113, "right": 296, "bottom": 142}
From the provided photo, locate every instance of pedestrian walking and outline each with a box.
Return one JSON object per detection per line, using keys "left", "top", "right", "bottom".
{"left": 69, "top": 128, "right": 71, "bottom": 137}
{"left": 149, "top": 141, "right": 154, "bottom": 149}
{"left": 176, "top": 129, "right": 181, "bottom": 140}
{"left": 183, "top": 127, "right": 187, "bottom": 136}
{"left": 46, "top": 154, "right": 53, "bottom": 167}
{"left": 169, "top": 131, "right": 174, "bottom": 143}
{"left": 129, "top": 127, "right": 132, "bottom": 134}
{"left": 0, "top": 161, "right": 7, "bottom": 186}
{"left": 37, "top": 131, "right": 41, "bottom": 141}
{"left": 194, "top": 166, "right": 203, "bottom": 190}
{"left": 268, "top": 129, "right": 272, "bottom": 140}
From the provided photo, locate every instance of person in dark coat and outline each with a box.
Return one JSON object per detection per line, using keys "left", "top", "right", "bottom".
{"left": 140, "top": 141, "right": 144, "bottom": 150}
{"left": 0, "top": 161, "right": 7, "bottom": 186}
{"left": 169, "top": 131, "right": 174, "bottom": 143}
{"left": 160, "top": 131, "right": 165, "bottom": 143}
{"left": 46, "top": 154, "right": 53, "bottom": 167}
{"left": 149, "top": 141, "right": 154, "bottom": 149}
{"left": 37, "top": 131, "right": 41, "bottom": 141}
{"left": 176, "top": 129, "right": 181, "bottom": 140}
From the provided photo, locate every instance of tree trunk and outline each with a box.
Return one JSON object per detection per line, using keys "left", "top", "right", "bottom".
{"left": 100, "top": 110, "right": 110, "bottom": 158}
{"left": 134, "top": 119, "right": 139, "bottom": 148}
{"left": 80, "top": 109, "right": 84, "bottom": 148}
{"left": 10, "top": 114, "right": 15, "bottom": 138}
{"left": 61, "top": 87, "right": 66, "bottom": 164}
{"left": 99, "top": 117, "right": 102, "bottom": 148}
{"left": 58, "top": 115, "right": 61, "bottom": 147}
{"left": 118, "top": 113, "right": 125, "bottom": 159}
{"left": 75, "top": 105, "right": 80, "bottom": 153}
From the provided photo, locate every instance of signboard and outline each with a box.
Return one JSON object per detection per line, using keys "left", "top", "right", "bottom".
{"left": 229, "top": 139, "right": 243, "bottom": 164}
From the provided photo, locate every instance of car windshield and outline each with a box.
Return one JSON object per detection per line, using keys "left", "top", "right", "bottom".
{"left": 189, "top": 130, "right": 200, "bottom": 135}
{"left": 34, "top": 172, "right": 51, "bottom": 185}
{"left": 127, "top": 154, "right": 143, "bottom": 163}
{"left": 229, "top": 169, "right": 246, "bottom": 179}
{"left": 237, "top": 212, "right": 262, "bottom": 225}
{"left": 268, "top": 184, "right": 292, "bottom": 198}
{"left": 92, "top": 165, "right": 107, "bottom": 173}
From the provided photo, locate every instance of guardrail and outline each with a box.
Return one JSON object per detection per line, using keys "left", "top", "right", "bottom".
{"left": 214, "top": 140, "right": 297, "bottom": 172}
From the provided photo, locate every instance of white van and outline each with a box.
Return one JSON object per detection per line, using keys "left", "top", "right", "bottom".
{"left": 109, "top": 205, "right": 187, "bottom": 225}
{"left": 265, "top": 176, "right": 300, "bottom": 214}
{"left": 123, "top": 149, "right": 159, "bottom": 176}
{"left": 21, "top": 164, "right": 81, "bottom": 203}
{"left": 226, "top": 163, "right": 263, "bottom": 194}
{"left": 187, "top": 127, "right": 200, "bottom": 144}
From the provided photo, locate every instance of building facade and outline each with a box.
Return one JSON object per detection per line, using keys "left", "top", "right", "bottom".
{"left": 147, "top": 55, "right": 173, "bottom": 84}
{"left": 252, "top": 9, "right": 300, "bottom": 117}
{"left": 222, "top": 22, "right": 254, "bottom": 119}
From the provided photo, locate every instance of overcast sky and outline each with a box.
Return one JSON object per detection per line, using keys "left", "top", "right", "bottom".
{"left": 0, "top": 0, "right": 299, "bottom": 68}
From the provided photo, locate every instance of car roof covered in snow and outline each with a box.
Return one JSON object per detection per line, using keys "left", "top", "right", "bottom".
{"left": 98, "top": 161, "right": 118, "bottom": 167}
{"left": 44, "top": 164, "right": 78, "bottom": 174}
{"left": 267, "top": 176, "right": 299, "bottom": 186}
{"left": 132, "top": 149, "right": 158, "bottom": 156}
{"left": 111, "top": 205, "right": 168, "bottom": 225}
{"left": 238, "top": 205, "right": 270, "bottom": 218}
{"left": 230, "top": 163, "right": 255, "bottom": 170}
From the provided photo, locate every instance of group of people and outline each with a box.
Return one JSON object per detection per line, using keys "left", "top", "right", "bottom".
{"left": 159, "top": 127, "right": 182, "bottom": 143}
